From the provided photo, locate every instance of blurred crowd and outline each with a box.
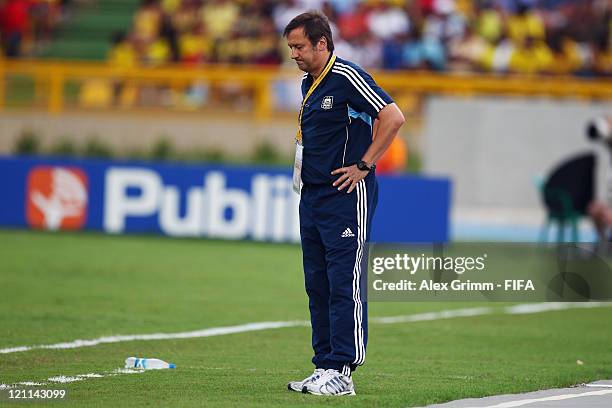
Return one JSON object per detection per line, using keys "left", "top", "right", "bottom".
{"left": 0, "top": 0, "right": 69, "bottom": 57}
{"left": 1, "top": 0, "right": 609, "bottom": 76}
{"left": 108, "top": 0, "right": 612, "bottom": 76}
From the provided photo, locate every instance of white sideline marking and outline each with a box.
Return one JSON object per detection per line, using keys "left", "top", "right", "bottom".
{"left": 474, "top": 389, "right": 612, "bottom": 408}
{"left": 0, "top": 302, "right": 610, "bottom": 391}
{"left": 0, "top": 321, "right": 309, "bottom": 354}
{"left": 0, "top": 369, "right": 143, "bottom": 390}
{"left": 371, "top": 307, "right": 494, "bottom": 324}
{"left": 586, "top": 384, "right": 612, "bottom": 388}
{"left": 370, "top": 302, "right": 611, "bottom": 324}
{"left": 1, "top": 303, "right": 610, "bottom": 356}
{"left": 48, "top": 373, "right": 104, "bottom": 383}
{"left": 48, "top": 376, "right": 86, "bottom": 384}
{"left": 504, "top": 302, "right": 610, "bottom": 314}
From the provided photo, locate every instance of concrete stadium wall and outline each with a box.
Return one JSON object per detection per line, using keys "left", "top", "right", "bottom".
{"left": 0, "top": 112, "right": 298, "bottom": 157}
{"left": 423, "top": 96, "right": 612, "bottom": 210}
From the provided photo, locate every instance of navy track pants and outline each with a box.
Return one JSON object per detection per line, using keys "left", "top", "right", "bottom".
{"left": 299, "top": 175, "right": 378, "bottom": 376}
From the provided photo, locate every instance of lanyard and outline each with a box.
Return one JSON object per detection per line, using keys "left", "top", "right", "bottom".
{"left": 296, "top": 54, "right": 337, "bottom": 144}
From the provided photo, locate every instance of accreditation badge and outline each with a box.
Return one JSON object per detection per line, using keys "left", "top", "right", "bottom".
{"left": 292, "top": 141, "right": 304, "bottom": 194}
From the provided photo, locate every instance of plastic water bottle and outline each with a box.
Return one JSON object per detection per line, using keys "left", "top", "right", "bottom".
{"left": 125, "top": 357, "right": 176, "bottom": 370}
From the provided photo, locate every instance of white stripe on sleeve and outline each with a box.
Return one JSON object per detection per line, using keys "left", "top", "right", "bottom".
{"left": 335, "top": 62, "right": 387, "bottom": 107}
{"left": 332, "top": 69, "right": 383, "bottom": 112}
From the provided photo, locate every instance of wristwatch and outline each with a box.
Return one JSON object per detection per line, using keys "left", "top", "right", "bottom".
{"left": 356, "top": 160, "right": 376, "bottom": 172}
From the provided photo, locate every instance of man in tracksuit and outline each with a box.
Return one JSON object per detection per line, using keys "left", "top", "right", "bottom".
{"left": 284, "top": 12, "right": 406, "bottom": 396}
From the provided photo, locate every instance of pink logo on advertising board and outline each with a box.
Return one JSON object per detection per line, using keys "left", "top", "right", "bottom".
{"left": 26, "top": 167, "right": 88, "bottom": 230}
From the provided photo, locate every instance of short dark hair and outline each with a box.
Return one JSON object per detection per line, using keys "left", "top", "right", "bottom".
{"left": 283, "top": 11, "right": 335, "bottom": 52}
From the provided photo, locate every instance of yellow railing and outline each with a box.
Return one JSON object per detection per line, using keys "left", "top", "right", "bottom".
{"left": 0, "top": 59, "right": 611, "bottom": 119}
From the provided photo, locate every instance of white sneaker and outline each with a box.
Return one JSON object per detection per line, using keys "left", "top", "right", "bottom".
{"left": 287, "top": 368, "right": 325, "bottom": 392}
{"left": 302, "top": 369, "right": 356, "bottom": 396}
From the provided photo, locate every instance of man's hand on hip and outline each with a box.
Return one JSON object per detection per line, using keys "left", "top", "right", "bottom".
{"left": 331, "top": 165, "right": 368, "bottom": 193}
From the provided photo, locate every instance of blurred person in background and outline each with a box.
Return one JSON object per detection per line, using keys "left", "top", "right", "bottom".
{"left": 201, "top": 0, "right": 239, "bottom": 41}
{"left": 475, "top": 1, "right": 503, "bottom": 44}
{"left": 423, "top": 0, "right": 466, "bottom": 49}
{"left": 353, "top": 31, "right": 383, "bottom": 69}
{"left": 274, "top": 0, "right": 307, "bottom": 33}
{"left": 328, "top": 0, "right": 359, "bottom": 16}
{"left": 381, "top": 30, "right": 405, "bottom": 69}
{"left": 402, "top": 23, "right": 447, "bottom": 70}
{"left": 590, "top": 0, "right": 612, "bottom": 77}
{"left": 172, "top": 0, "right": 200, "bottom": 35}
{"left": 133, "top": 0, "right": 162, "bottom": 45}
{"left": 508, "top": 35, "right": 553, "bottom": 74}
{"left": 29, "top": 0, "right": 65, "bottom": 48}
{"left": 178, "top": 22, "right": 210, "bottom": 64}
{"left": 367, "top": 1, "right": 410, "bottom": 42}
{"left": 587, "top": 116, "right": 612, "bottom": 247}
{"left": 131, "top": 0, "right": 174, "bottom": 66}
{"left": 101, "top": 31, "right": 138, "bottom": 108}
{"left": 418, "top": 0, "right": 435, "bottom": 15}
{"left": 480, "top": 31, "right": 514, "bottom": 72}
{"left": 0, "top": 0, "right": 30, "bottom": 57}
{"left": 373, "top": 133, "right": 408, "bottom": 174}
{"left": 336, "top": 1, "right": 369, "bottom": 42}
{"left": 173, "top": 0, "right": 208, "bottom": 62}
{"left": 107, "top": 30, "right": 138, "bottom": 68}
{"left": 160, "top": 9, "right": 179, "bottom": 62}
{"left": 547, "top": 32, "right": 583, "bottom": 75}
{"left": 251, "top": 15, "right": 283, "bottom": 65}
{"left": 335, "top": 29, "right": 382, "bottom": 69}
{"left": 506, "top": 2, "right": 545, "bottom": 45}
{"left": 592, "top": 35, "right": 612, "bottom": 77}
{"left": 144, "top": 34, "right": 171, "bottom": 66}
{"left": 161, "top": 0, "right": 180, "bottom": 14}
{"left": 449, "top": 24, "right": 488, "bottom": 72}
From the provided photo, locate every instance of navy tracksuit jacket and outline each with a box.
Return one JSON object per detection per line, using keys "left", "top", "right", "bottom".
{"left": 298, "top": 55, "right": 393, "bottom": 376}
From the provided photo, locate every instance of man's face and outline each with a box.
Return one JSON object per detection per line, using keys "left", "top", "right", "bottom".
{"left": 286, "top": 27, "right": 323, "bottom": 73}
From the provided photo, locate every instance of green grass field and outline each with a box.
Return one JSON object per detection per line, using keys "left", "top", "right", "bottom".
{"left": 1, "top": 229, "right": 611, "bottom": 407}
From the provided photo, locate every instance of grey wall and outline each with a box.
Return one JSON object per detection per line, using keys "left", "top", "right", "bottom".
{"left": 0, "top": 112, "right": 298, "bottom": 157}
{"left": 423, "top": 96, "right": 612, "bottom": 209}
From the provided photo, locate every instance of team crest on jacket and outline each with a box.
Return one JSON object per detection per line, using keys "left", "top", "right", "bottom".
{"left": 321, "top": 96, "right": 334, "bottom": 110}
